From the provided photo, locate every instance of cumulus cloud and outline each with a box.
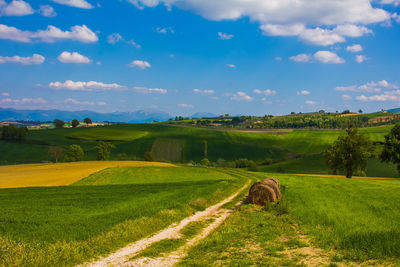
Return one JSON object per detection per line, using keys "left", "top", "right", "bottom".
{"left": 346, "top": 44, "right": 363, "bottom": 52}
{"left": 313, "top": 51, "right": 345, "bottom": 64}
{"left": 107, "top": 33, "right": 141, "bottom": 48}
{"left": 342, "top": 94, "right": 352, "bottom": 100}
{"left": 127, "top": 0, "right": 391, "bottom": 45}
{"left": 1, "top": 0, "right": 34, "bottom": 16}
{"left": 290, "top": 54, "right": 311, "bottom": 62}
{"left": 231, "top": 91, "right": 253, "bottom": 101}
{"left": 178, "top": 103, "right": 194, "bottom": 108}
{"left": 299, "top": 27, "right": 345, "bottom": 46}
{"left": 128, "top": 60, "right": 151, "bottom": 69}
{"left": 39, "top": 5, "right": 57, "bottom": 17}
{"left": 305, "top": 100, "right": 316, "bottom": 105}
{"left": 291, "top": 51, "right": 344, "bottom": 64}
{"left": 51, "top": 0, "right": 93, "bottom": 9}
{"left": 260, "top": 23, "right": 305, "bottom": 36}
{"left": 253, "top": 89, "right": 276, "bottom": 96}
{"left": 0, "top": 24, "right": 98, "bottom": 43}
{"left": 333, "top": 24, "right": 372, "bottom": 37}
{"left": 334, "top": 80, "right": 398, "bottom": 93}
{"left": 297, "top": 90, "right": 310, "bottom": 95}
{"left": 1, "top": 92, "right": 10, "bottom": 96}
{"left": 49, "top": 80, "right": 125, "bottom": 91}
{"left": 218, "top": 32, "right": 234, "bottom": 40}
{"left": 57, "top": 51, "right": 91, "bottom": 63}
{"left": 132, "top": 86, "right": 167, "bottom": 94}
{"left": 355, "top": 55, "right": 368, "bottom": 63}
{"left": 0, "top": 54, "right": 45, "bottom": 65}
{"left": 355, "top": 90, "right": 400, "bottom": 102}
{"left": 226, "top": 64, "right": 236, "bottom": 68}
{"left": 193, "top": 89, "right": 214, "bottom": 95}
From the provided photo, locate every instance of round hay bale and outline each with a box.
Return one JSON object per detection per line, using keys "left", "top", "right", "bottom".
{"left": 262, "top": 177, "right": 280, "bottom": 188}
{"left": 248, "top": 182, "right": 277, "bottom": 205}
{"left": 260, "top": 179, "right": 281, "bottom": 200}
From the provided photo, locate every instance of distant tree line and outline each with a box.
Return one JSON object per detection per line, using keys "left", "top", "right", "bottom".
{"left": 0, "top": 125, "right": 28, "bottom": 142}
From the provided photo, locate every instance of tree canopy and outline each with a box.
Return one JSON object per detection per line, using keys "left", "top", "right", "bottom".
{"left": 64, "top": 144, "right": 84, "bottom": 162}
{"left": 380, "top": 124, "right": 400, "bottom": 176}
{"left": 323, "top": 124, "right": 372, "bottom": 178}
{"left": 95, "top": 141, "right": 115, "bottom": 160}
{"left": 54, "top": 119, "right": 65, "bottom": 129}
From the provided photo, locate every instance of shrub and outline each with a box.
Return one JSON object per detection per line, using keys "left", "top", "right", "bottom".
{"left": 53, "top": 119, "right": 65, "bottom": 129}
{"left": 96, "top": 141, "right": 115, "bottom": 161}
{"left": 200, "top": 158, "right": 211, "bottom": 167}
{"left": 262, "top": 158, "right": 273, "bottom": 165}
{"left": 117, "top": 153, "right": 129, "bottom": 161}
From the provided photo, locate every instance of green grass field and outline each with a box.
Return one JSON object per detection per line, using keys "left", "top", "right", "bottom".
{"left": 0, "top": 124, "right": 393, "bottom": 167}
{"left": 0, "top": 166, "right": 248, "bottom": 266}
{"left": 180, "top": 173, "right": 400, "bottom": 265}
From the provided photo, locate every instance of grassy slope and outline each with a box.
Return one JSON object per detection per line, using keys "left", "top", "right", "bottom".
{"left": 0, "top": 166, "right": 247, "bottom": 266}
{"left": 0, "top": 124, "right": 392, "bottom": 165}
{"left": 181, "top": 173, "right": 400, "bottom": 265}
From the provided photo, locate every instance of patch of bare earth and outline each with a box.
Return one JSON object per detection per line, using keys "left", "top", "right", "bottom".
{"left": 80, "top": 181, "right": 250, "bottom": 267}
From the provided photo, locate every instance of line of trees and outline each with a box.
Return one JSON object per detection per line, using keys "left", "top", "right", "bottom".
{"left": 0, "top": 125, "right": 28, "bottom": 142}
{"left": 53, "top": 118, "right": 92, "bottom": 129}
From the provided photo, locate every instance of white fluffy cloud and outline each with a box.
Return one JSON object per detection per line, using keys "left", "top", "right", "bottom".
{"left": 297, "top": 90, "right": 310, "bottom": 95}
{"left": 253, "top": 89, "right": 276, "bottom": 96}
{"left": 51, "top": 0, "right": 93, "bottom": 9}
{"left": 333, "top": 24, "right": 372, "bottom": 37}
{"left": 218, "top": 32, "right": 234, "bottom": 40}
{"left": 1, "top": 92, "right": 10, "bottom": 96}
{"left": 291, "top": 51, "right": 344, "bottom": 64}
{"left": 178, "top": 103, "right": 194, "bottom": 108}
{"left": 226, "top": 64, "right": 236, "bottom": 68}
{"left": 156, "top": 27, "right": 174, "bottom": 34}
{"left": 346, "top": 44, "right": 363, "bottom": 52}
{"left": 57, "top": 51, "right": 91, "bottom": 63}
{"left": 49, "top": 80, "right": 125, "bottom": 91}
{"left": 299, "top": 27, "right": 345, "bottom": 46}
{"left": 1, "top": 0, "right": 34, "bottom": 16}
{"left": 0, "top": 24, "right": 98, "bottom": 43}
{"left": 128, "top": 60, "right": 151, "bottom": 69}
{"left": 290, "top": 54, "right": 311, "bottom": 62}
{"left": 0, "top": 54, "right": 45, "bottom": 65}
{"left": 128, "top": 0, "right": 390, "bottom": 45}
{"left": 355, "top": 55, "right": 368, "bottom": 63}
{"left": 355, "top": 90, "right": 400, "bottom": 102}
{"left": 313, "top": 51, "right": 345, "bottom": 64}
{"left": 231, "top": 91, "right": 253, "bottom": 101}
{"left": 305, "top": 100, "right": 316, "bottom": 105}
{"left": 39, "top": 5, "right": 57, "bottom": 17}
{"left": 193, "top": 89, "right": 214, "bottom": 95}
{"left": 342, "top": 94, "right": 352, "bottom": 100}
{"left": 335, "top": 80, "right": 398, "bottom": 93}
{"left": 132, "top": 86, "right": 167, "bottom": 94}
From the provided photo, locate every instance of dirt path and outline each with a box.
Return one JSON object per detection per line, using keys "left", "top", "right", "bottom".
{"left": 81, "top": 181, "right": 250, "bottom": 267}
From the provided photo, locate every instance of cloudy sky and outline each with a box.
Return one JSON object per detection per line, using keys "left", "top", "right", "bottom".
{"left": 0, "top": 0, "right": 400, "bottom": 116}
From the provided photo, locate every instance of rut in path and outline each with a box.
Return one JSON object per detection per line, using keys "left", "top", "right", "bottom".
{"left": 81, "top": 180, "right": 250, "bottom": 267}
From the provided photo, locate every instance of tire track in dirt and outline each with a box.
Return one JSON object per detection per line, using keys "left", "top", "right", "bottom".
{"left": 80, "top": 180, "right": 250, "bottom": 267}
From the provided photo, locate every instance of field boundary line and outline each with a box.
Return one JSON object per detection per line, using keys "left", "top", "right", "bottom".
{"left": 80, "top": 180, "right": 251, "bottom": 267}
{"left": 292, "top": 173, "right": 396, "bottom": 180}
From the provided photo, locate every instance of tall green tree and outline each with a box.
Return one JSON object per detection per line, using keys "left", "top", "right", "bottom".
{"left": 64, "top": 145, "right": 84, "bottom": 162}
{"left": 381, "top": 124, "right": 400, "bottom": 176}
{"left": 95, "top": 141, "right": 115, "bottom": 160}
{"left": 54, "top": 119, "right": 65, "bottom": 129}
{"left": 48, "top": 146, "right": 64, "bottom": 163}
{"left": 323, "top": 124, "right": 372, "bottom": 178}
{"left": 144, "top": 151, "right": 155, "bottom": 161}
{"left": 84, "top": 117, "right": 92, "bottom": 126}
{"left": 71, "top": 119, "right": 80, "bottom": 128}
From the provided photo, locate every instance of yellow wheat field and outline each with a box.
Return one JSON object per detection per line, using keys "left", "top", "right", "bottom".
{"left": 0, "top": 161, "right": 175, "bottom": 189}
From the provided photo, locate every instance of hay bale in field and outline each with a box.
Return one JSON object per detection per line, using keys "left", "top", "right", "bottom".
{"left": 248, "top": 178, "right": 281, "bottom": 206}
{"left": 260, "top": 178, "right": 281, "bottom": 200}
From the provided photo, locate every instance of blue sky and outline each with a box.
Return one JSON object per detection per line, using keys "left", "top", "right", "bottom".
{"left": 0, "top": 0, "right": 400, "bottom": 116}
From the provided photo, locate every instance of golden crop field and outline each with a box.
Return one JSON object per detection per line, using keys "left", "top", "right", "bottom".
{"left": 0, "top": 161, "right": 175, "bottom": 189}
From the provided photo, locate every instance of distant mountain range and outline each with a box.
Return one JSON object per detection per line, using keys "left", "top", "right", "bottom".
{"left": 190, "top": 112, "right": 217, "bottom": 118}
{"left": 386, "top": 108, "right": 400, "bottom": 113}
{"left": 0, "top": 108, "right": 171, "bottom": 123}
